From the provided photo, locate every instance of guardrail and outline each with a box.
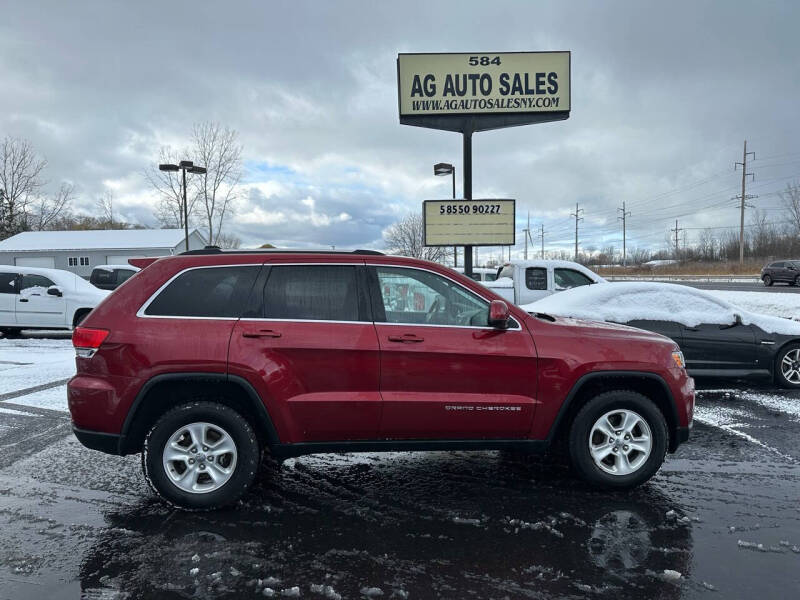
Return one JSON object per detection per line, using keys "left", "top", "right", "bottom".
{"left": 604, "top": 274, "right": 761, "bottom": 283}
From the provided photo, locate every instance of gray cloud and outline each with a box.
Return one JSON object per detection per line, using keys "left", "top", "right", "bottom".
{"left": 1, "top": 1, "right": 797, "bottom": 254}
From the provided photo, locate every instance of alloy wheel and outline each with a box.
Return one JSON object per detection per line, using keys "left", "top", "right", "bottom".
{"left": 781, "top": 349, "right": 800, "bottom": 384}
{"left": 588, "top": 409, "right": 652, "bottom": 476}
{"left": 162, "top": 422, "right": 238, "bottom": 494}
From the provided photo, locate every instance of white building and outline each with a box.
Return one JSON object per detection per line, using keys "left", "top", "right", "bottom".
{"left": 0, "top": 229, "right": 206, "bottom": 277}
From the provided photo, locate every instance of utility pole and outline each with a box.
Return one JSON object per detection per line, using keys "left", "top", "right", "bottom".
{"left": 523, "top": 211, "right": 530, "bottom": 259}
{"left": 570, "top": 203, "right": 583, "bottom": 262}
{"left": 734, "top": 140, "right": 756, "bottom": 266}
{"left": 540, "top": 223, "right": 545, "bottom": 259}
{"left": 671, "top": 219, "right": 683, "bottom": 260}
{"left": 618, "top": 201, "right": 631, "bottom": 267}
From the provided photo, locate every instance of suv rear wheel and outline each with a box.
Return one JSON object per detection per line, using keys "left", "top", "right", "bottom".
{"left": 142, "top": 402, "right": 260, "bottom": 510}
{"left": 568, "top": 391, "right": 667, "bottom": 488}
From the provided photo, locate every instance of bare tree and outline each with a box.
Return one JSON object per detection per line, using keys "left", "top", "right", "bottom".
{"left": 780, "top": 182, "right": 800, "bottom": 236}
{"left": 384, "top": 213, "right": 451, "bottom": 262}
{"left": 216, "top": 231, "right": 241, "bottom": 249}
{"left": 192, "top": 122, "right": 242, "bottom": 245}
{"left": 144, "top": 146, "right": 199, "bottom": 229}
{"left": 0, "top": 136, "right": 47, "bottom": 238}
{"left": 30, "top": 182, "right": 74, "bottom": 231}
{"left": 96, "top": 190, "right": 114, "bottom": 228}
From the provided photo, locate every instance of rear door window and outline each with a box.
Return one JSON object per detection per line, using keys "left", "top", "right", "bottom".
{"left": 91, "top": 269, "right": 115, "bottom": 286}
{"left": 144, "top": 266, "right": 260, "bottom": 318}
{"left": 261, "top": 265, "right": 364, "bottom": 322}
{"left": 115, "top": 269, "right": 136, "bottom": 284}
{"left": 0, "top": 273, "right": 18, "bottom": 294}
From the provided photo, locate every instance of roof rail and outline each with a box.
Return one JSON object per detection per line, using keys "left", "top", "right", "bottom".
{"left": 178, "top": 247, "right": 384, "bottom": 256}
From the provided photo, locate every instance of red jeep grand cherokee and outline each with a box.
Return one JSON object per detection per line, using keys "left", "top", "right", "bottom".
{"left": 68, "top": 249, "right": 694, "bottom": 509}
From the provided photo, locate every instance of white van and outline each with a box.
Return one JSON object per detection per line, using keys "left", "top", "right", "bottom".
{"left": 482, "top": 260, "right": 605, "bottom": 305}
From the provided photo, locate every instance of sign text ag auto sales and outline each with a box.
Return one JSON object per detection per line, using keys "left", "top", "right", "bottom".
{"left": 398, "top": 52, "right": 570, "bottom": 116}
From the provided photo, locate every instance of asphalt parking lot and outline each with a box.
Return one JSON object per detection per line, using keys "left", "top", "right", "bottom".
{"left": 0, "top": 338, "right": 798, "bottom": 599}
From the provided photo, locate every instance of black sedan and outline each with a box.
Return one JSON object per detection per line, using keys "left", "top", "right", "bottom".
{"left": 525, "top": 282, "right": 800, "bottom": 388}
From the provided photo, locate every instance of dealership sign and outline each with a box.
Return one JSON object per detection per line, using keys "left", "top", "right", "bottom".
{"left": 398, "top": 52, "right": 570, "bottom": 118}
{"left": 423, "top": 199, "right": 515, "bottom": 246}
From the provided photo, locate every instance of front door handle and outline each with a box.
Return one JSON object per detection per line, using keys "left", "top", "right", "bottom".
{"left": 242, "top": 329, "right": 282, "bottom": 338}
{"left": 19, "top": 298, "right": 28, "bottom": 303}
{"left": 388, "top": 333, "right": 424, "bottom": 343}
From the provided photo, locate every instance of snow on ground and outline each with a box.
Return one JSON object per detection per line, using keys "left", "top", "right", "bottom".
{"left": 706, "top": 290, "right": 800, "bottom": 320}
{"left": 0, "top": 338, "right": 74, "bottom": 399}
{"left": 9, "top": 385, "right": 69, "bottom": 412}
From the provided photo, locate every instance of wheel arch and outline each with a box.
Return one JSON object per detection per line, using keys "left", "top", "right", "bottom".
{"left": 546, "top": 371, "right": 680, "bottom": 452}
{"left": 71, "top": 307, "right": 94, "bottom": 327}
{"left": 119, "top": 373, "right": 280, "bottom": 455}
{"left": 772, "top": 339, "right": 800, "bottom": 384}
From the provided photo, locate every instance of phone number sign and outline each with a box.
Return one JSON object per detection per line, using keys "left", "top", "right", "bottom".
{"left": 423, "top": 199, "right": 515, "bottom": 246}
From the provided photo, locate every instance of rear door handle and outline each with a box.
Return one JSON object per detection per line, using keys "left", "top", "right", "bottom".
{"left": 388, "top": 333, "right": 424, "bottom": 343}
{"left": 18, "top": 298, "right": 28, "bottom": 303}
{"left": 242, "top": 329, "right": 282, "bottom": 338}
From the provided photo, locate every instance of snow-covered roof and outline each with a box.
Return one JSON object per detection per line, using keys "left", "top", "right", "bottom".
{"left": 0, "top": 229, "right": 202, "bottom": 252}
{"left": 523, "top": 281, "right": 800, "bottom": 335}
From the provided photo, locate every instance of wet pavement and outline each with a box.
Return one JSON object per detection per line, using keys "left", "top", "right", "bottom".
{"left": 0, "top": 338, "right": 798, "bottom": 599}
{"left": 0, "top": 391, "right": 797, "bottom": 598}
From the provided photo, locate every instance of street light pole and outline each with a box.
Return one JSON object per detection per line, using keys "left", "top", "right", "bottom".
{"left": 434, "top": 162, "right": 458, "bottom": 267}
{"left": 160, "top": 160, "right": 207, "bottom": 253}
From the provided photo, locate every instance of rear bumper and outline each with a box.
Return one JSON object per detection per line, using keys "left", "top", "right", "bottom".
{"left": 72, "top": 426, "right": 124, "bottom": 455}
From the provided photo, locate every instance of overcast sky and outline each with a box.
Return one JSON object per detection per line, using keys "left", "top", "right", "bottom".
{"left": 1, "top": 0, "right": 798, "bottom": 258}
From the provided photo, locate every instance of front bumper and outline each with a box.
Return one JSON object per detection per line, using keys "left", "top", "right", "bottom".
{"left": 72, "top": 426, "right": 124, "bottom": 455}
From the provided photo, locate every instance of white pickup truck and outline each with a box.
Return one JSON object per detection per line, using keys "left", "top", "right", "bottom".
{"left": 482, "top": 260, "right": 605, "bottom": 305}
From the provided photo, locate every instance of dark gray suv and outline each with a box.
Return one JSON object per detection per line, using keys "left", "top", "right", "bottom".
{"left": 761, "top": 260, "right": 800, "bottom": 286}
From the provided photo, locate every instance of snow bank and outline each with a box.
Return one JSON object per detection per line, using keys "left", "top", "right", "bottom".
{"left": 523, "top": 282, "right": 800, "bottom": 335}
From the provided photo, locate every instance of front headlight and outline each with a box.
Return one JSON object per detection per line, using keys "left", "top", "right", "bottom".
{"left": 671, "top": 350, "right": 686, "bottom": 370}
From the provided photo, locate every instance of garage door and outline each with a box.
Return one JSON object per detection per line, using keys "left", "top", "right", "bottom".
{"left": 105, "top": 255, "right": 142, "bottom": 265}
{"left": 14, "top": 256, "right": 56, "bottom": 268}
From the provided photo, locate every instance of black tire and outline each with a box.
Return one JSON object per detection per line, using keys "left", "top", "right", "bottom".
{"left": 568, "top": 390, "right": 668, "bottom": 489}
{"left": 142, "top": 402, "right": 260, "bottom": 510}
{"left": 763, "top": 275, "right": 773, "bottom": 286}
{"left": 774, "top": 343, "right": 800, "bottom": 389}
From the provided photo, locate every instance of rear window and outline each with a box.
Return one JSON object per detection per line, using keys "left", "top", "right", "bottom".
{"left": 144, "top": 266, "right": 259, "bottom": 318}
{"left": 91, "top": 269, "right": 114, "bottom": 285}
{"left": 0, "top": 273, "right": 17, "bottom": 294}
{"left": 525, "top": 267, "right": 547, "bottom": 290}
{"left": 261, "top": 265, "right": 361, "bottom": 321}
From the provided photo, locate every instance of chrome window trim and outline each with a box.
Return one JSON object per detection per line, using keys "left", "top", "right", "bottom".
{"left": 370, "top": 263, "right": 522, "bottom": 331}
{"left": 137, "top": 263, "right": 263, "bottom": 319}
{"left": 136, "top": 261, "right": 522, "bottom": 331}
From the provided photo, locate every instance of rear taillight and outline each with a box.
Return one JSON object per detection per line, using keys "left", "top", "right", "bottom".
{"left": 72, "top": 327, "right": 109, "bottom": 358}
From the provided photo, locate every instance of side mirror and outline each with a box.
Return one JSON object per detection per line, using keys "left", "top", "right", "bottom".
{"left": 734, "top": 313, "right": 743, "bottom": 325}
{"left": 488, "top": 300, "right": 510, "bottom": 330}
{"left": 47, "top": 286, "right": 63, "bottom": 297}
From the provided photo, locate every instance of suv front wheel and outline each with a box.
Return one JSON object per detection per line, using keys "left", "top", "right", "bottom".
{"left": 142, "top": 402, "right": 260, "bottom": 510}
{"left": 568, "top": 391, "right": 667, "bottom": 489}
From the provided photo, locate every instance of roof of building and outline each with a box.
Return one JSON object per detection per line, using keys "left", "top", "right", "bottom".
{"left": 0, "top": 229, "right": 203, "bottom": 252}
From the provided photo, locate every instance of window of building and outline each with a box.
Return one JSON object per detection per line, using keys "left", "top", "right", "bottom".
{"left": 68, "top": 257, "right": 78, "bottom": 267}
{"left": 144, "top": 266, "right": 260, "bottom": 318}
{"left": 80, "top": 257, "right": 90, "bottom": 266}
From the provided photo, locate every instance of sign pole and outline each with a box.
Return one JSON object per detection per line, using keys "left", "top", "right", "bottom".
{"left": 463, "top": 124, "right": 473, "bottom": 278}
